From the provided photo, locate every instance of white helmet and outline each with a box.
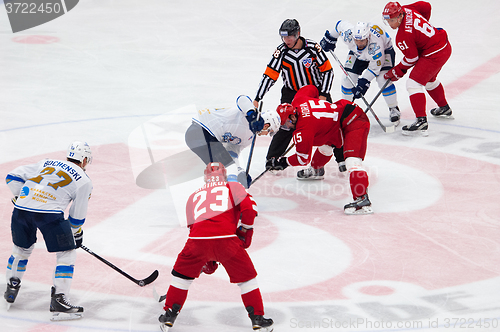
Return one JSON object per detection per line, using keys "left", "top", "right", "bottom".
{"left": 260, "top": 109, "right": 281, "bottom": 137}
{"left": 353, "top": 22, "right": 370, "bottom": 40}
{"left": 67, "top": 141, "right": 92, "bottom": 165}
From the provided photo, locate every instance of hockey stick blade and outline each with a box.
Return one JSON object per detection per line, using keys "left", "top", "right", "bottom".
{"left": 139, "top": 270, "right": 159, "bottom": 287}
{"left": 81, "top": 245, "right": 159, "bottom": 287}
{"left": 251, "top": 142, "right": 295, "bottom": 185}
{"left": 384, "top": 124, "right": 396, "bottom": 133}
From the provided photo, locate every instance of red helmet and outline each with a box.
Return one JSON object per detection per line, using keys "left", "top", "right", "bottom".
{"left": 204, "top": 162, "right": 227, "bottom": 183}
{"left": 275, "top": 103, "right": 296, "bottom": 126}
{"left": 383, "top": 2, "right": 403, "bottom": 19}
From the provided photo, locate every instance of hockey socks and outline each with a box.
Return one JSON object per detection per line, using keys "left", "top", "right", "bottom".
{"left": 241, "top": 288, "right": 264, "bottom": 316}
{"left": 426, "top": 81, "right": 448, "bottom": 107}
{"left": 349, "top": 170, "right": 369, "bottom": 199}
{"left": 163, "top": 276, "right": 192, "bottom": 312}
{"left": 409, "top": 92, "right": 427, "bottom": 118}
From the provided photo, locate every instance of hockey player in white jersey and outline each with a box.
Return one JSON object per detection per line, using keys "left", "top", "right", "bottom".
{"left": 4, "top": 141, "right": 93, "bottom": 321}
{"left": 185, "top": 95, "right": 281, "bottom": 188}
{"left": 321, "top": 21, "right": 401, "bottom": 123}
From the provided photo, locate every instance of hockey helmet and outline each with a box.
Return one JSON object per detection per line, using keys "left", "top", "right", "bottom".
{"left": 353, "top": 22, "right": 370, "bottom": 41}
{"left": 67, "top": 141, "right": 92, "bottom": 166}
{"left": 260, "top": 109, "right": 281, "bottom": 137}
{"left": 383, "top": 2, "right": 403, "bottom": 19}
{"left": 279, "top": 19, "right": 300, "bottom": 37}
{"left": 275, "top": 103, "right": 296, "bottom": 128}
{"left": 204, "top": 162, "right": 227, "bottom": 183}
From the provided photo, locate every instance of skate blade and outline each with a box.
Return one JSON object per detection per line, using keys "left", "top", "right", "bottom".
{"left": 432, "top": 114, "right": 454, "bottom": 119}
{"left": 390, "top": 119, "right": 400, "bottom": 127}
{"left": 344, "top": 206, "right": 374, "bottom": 215}
{"left": 160, "top": 323, "right": 172, "bottom": 331}
{"left": 254, "top": 327, "right": 274, "bottom": 332}
{"left": 296, "top": 176, "right": 324, "bottom": 181}
{"left": 402, "top": 129, "right": 428, "bottom": 137}
{"left": 50, "top": 312, "right": 84, "bottom": 321}
{"left": 6, "top": 302, "right": 12, "bottom": 311}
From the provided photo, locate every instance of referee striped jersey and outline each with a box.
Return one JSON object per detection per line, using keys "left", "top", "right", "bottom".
{"left": 255, "top": 37, "right": 334, "bottom": 102}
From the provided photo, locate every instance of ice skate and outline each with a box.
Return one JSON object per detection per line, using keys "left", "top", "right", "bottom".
{"left": 4, "top": 277, "right": 21, "bottom": 310}
{"left": 159, "top": 303, "right": 181, "bottom": 331}
{"left": 389, "top": 106, "right": 401, "bottom": 124}
{"left": 246, "top": 306, "right": 274, "bottom": 331}
{"left": 402, "top": 117, "right": 428, "bottom": 136}
{"left": 430, "top": 104, "right": 453, "bottom": 119}
{"left": 297, "top": 166, "right": 324, "bottom": 180}
{"left": 344, "top": 194, "right": 373, "bottom": 215}
{"left": 50, "top": 287, "right": 84, "bottom": 321}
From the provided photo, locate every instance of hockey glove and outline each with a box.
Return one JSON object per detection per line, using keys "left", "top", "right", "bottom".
{"left": 11, "top": 196, "right": 18, "bottom": 205}
{"left": 246, "top": 109, "right": 265, "bottom": 133}
{"left": 201, "top": 261, "right": 218, "bottom": 275}
{"left": 73, "top": 228, "right": 83, "bottom": 248}
{"left": 351, "top": 78, "right": 370, "bottom": 99}
{"left": 320, "top": 30, "right": 337, "bottom": 52}
{"left": 265, "top": 157, "right": 289, "bottom": 171}
{"left": 236, "top": 226, "right": 254, "bottom": 249}
{"left": 384, "top": 65, "right": 407, "bottom": 82}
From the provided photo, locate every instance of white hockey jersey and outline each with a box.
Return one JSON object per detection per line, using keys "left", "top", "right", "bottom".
{"left": 192, "top": 107, "right": 255, "bottom": 159}
{"left": 331, "top": 20, "right": 394, "bottom": 81}
{"left": 6, "top": 159, "right": 93, "bottom": 227}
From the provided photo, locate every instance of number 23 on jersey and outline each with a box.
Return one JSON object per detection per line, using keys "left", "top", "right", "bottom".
{"left": 193, "top": 185, "right": 230, "bottom": 220}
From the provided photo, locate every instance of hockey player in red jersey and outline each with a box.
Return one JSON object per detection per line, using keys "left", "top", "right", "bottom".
{"left": 254, "top": 19, "right": 345, "bottom": 176}
{"left": 265, "top": 85, "right": 373, "bottom": 215}
{"left": 383, "top": 1, "right": 453, "bottom": 136}
{"left": 158, "top": 162, "right": 273, "bottom": 331}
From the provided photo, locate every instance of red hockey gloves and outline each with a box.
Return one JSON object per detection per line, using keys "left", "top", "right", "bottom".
{"left": 352, "top": 78, "right": 370, "bottom": 99}
{"left": 384, "top": 65, "right": 407, "bottom": 82}
{"left": 320, "top": 30, "right": 337, "bottom": 52}
{"left": 265, "top": 157, "right": 289, "bottom": 171}
{"left": 201, "top": 261, "right": 218, "bottom": 275}
{"left": 236, "top": 226, "right": 254, "bottom": 249}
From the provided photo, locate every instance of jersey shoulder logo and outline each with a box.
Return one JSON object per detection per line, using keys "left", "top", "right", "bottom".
{"left": 342, "top": 29, "right": 353, "bottom": 43}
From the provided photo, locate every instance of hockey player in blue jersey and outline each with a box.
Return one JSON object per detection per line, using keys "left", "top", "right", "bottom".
{"left": 185, "top": 95, "right": 281, "bottom": 188}
{"left": 4, "top": 141, "right": 93, "bottom": 321}
{"left": 321, "top": 20, "right": 401, "bottom": 124}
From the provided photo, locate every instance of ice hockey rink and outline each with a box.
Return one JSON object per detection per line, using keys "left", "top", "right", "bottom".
{"left": 1, "top": 0, "right": 499, "bottom": 331}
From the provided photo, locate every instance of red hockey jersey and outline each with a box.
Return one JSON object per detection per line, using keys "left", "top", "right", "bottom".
{"left": 287, "top": 85, "right": 347, "bottom": 167}
{"left": 186, "top": 181, "right": 257, "bottom": 239}
{"left": 396, "top": 1, "right": 449, "bottom": 71}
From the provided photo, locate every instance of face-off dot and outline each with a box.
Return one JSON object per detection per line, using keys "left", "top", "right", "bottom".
{"left": 12, "top": 35, "right": 60, "bottom": 44}
{"left": 359, "top": 285, "right": 395, "bottom": 296}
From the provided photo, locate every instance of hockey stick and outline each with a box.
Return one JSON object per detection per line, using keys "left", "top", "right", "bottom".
{"left": 80, "top": 245, "right": 159, "bottom": 287}
{"left": 365, "top": 79, "right": 391, "bottom": 114}
{"left": 250, "top": 142, "right": 295, "bottom": 185}
{"left": 246, "top": 100, "right": 263, "bottom": 176}
{"left": 329, "top": 51, "right": 395, "bottom": 133}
